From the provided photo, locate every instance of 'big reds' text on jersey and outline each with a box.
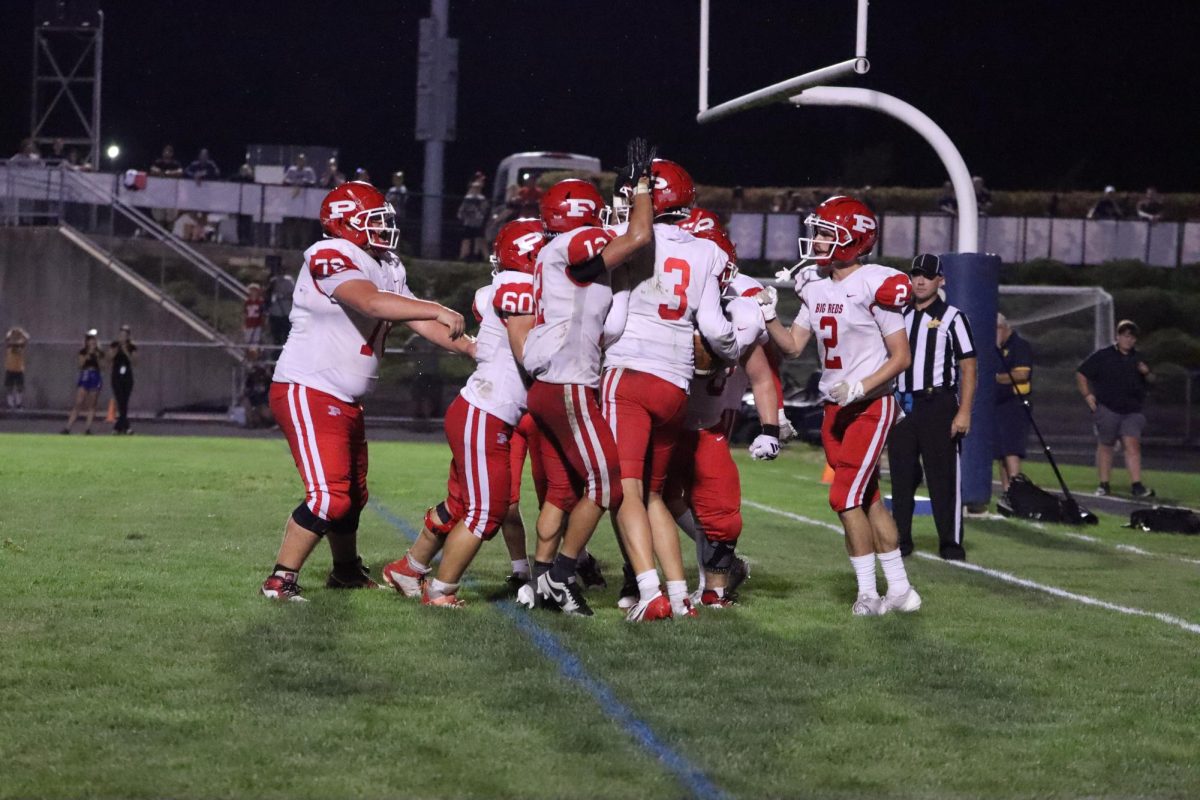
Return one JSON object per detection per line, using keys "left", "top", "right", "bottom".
{"left": 603, "top": 223, "right": 738, "bottom": 390}
{"left": 273, "top": 237, "right": 414, "bottom": 403}
{"left": 793, "top": 263, "right": 911, "bottom": 404}
{"left": 460, "top": 269, "right": 534, "bottom": 426}
{"left": 523, "top": 226, "right": 617, "bottom": 388}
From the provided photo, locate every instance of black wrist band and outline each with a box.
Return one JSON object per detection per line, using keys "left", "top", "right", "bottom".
{"left": 762, "top": 424, "right": 780, "bottom": 438}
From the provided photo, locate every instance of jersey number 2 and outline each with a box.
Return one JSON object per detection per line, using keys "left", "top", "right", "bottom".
{"left": 819, "top": 315, "right": 842, "bottom": 369}
{"left": 658, "top": 257, "right": 690, "bottom": 321}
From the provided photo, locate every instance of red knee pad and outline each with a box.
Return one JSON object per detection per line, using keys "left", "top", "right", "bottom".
{"left": 424, "top": 502, "right": 457, "bottom": 536}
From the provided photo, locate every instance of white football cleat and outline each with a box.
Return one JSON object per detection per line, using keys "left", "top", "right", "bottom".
{"left": 851, "top": 593, "right": 887, "bottom": 616}
{"left": 881, "top": 587, "right": 922, "bottom": 613}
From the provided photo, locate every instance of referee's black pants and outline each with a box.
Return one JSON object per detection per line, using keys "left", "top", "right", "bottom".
{"left": 887, "top": 390, "right": 965, "bottom": 560}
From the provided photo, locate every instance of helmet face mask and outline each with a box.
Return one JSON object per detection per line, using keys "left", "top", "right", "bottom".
{"left": 353, "top": 204, "right": 400, "bottom": 251}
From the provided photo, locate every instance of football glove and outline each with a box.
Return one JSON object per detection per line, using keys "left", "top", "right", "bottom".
{"left": 830, "top": 380, "right": 865, "bottom": 407}
{"left": 756, "top": 285, "right": 778, "bottom": 322}
{"left": 778, "top": 414, "right": 798, "bottom": 442}
{"left": 626, "top": 137, "right": 656, "bottom": 182}
{"left": 749, "top": 433, "right": 780, "bottom": 461}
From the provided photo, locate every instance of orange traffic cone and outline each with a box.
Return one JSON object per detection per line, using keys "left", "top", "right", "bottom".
{"left": 821, "top": 463, "right": 835, "bottom": 484}
{"left": 105, "top": 398, "right": 116, "bottom": 423}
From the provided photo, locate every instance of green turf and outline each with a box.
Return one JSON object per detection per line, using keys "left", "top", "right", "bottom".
{"left": 2, "top": 433, "right": 1198, "bottom": 799}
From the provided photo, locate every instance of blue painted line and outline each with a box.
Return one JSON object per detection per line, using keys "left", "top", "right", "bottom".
{"left": 369, "top": 500, "right": 733, "bottom": 800}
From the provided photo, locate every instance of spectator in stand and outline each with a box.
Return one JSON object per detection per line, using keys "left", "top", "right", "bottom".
{"left": 184, "top": 148, "right": 220, "bottom": 182}
{"left": 62, "top": 329, "right": 104, "bottom": 435}
{"left": 386, "top": 170, "right": 409, "bottom": 223}
{"left": 1136, "top": 187, "right": 1164, "bottom": 222}
{"left": 994, "top": 313, "right": 1033, "bottom": 494}
{"left": 244, "top": 283, "right": 266, "bottom": 345}
{"left": 732, "top": 185, "right": 745, "bottom": 210}
{"left": 149, "top": 145, "right": 183, "bottom": 229}
{"left": 266, "top": 259, "right": 295, "bottom": 346}
{"left": 5, "top": 326, "right": 30, "bottom": 411}
{"left": 1076, "top": 320, "right": 1156, "bottom": 499}
{"left": 319, "top": 157, "right": 346, "bottom": 188}
{"left": 241, "top": 347, "right": 274, "bottom": 428}
{"left": 770, "top": 192, "right": 786, "bottom": 213}
{"left": 937, "top": 180, "right": 957, "bottom": 215}
{"left": 44, "top": 138, "right": 67, "bottom": 163}
{"left": 1087, "top": 185, "right": 1123, "bottom": 220}
{"left": 283, "top": 153, "right": 316, "bottom": 186}
{"left": 173, "top": 210, "right": 210, "bottom": 242}
{"left": 972, "top": 176, "right": 992, "bottom": 215}
{"left": 455, "top": 173, "right": 489, "bottom": 260}
{"left": 232, "top": 161, "right": 254, "bottom": 182}
{"left": 150, "top": 145, "right": 183, "bottom": 177}
{"left": 354, "top": 167, "right": 372, "bottom": 185}
{"left": 109, "top": 324, "right": 137, "bottom": 435}
{"left": 10, "top": 138, "right": 41, "bottom": 164}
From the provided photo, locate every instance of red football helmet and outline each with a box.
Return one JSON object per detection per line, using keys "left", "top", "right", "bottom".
{"left": 540, "top": 179, "right": 605, "bottom": 234}
{"left": 320, "top": 181, "right": 399, "bottom": 251}
{"left": 798, "top": 195, "right": 878, "bottom": 265}
{"left": 649, "top": 159, "right": 696, "bottom": 220}
{"left": 680, "top": 207, "right": 738, "bottom": 286}
{"left": 491, "top": 218, "right": 547, "bottom": 275}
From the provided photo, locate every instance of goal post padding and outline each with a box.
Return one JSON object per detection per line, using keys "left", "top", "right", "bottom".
{"left": 943, "top": 253, "right": 1001, "bottom": 506}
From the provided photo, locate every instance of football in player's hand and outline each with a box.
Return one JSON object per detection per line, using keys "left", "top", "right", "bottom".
{"left": 693, "top": 332, "right": 718, "bottom": 377}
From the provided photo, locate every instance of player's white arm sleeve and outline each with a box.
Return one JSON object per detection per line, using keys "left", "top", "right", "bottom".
{"left": 602, "top": 287, "right": 630, "bottom": 348}
{"left": 726, "top": 296, "right": 768, "bottom": 355}
{"left": 695, "top": 272, "right": 739, "bottom": 362}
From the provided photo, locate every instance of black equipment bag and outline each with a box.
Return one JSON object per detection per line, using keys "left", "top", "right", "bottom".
{"left": 1126, "top": 506, "right": 1200, "bottom": 535}
{"left": 997, "top": 473, "right": 1098, "bottom": 525}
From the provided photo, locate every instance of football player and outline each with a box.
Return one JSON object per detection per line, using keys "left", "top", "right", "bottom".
{"left": 600, "top": 163, "right": 742, "bottom": 621}
{"left": 380, "top": 218, "right": 546, "bottom": 606}
{"left": 758, "top": 195, "right": 921, "bottom": 616}
{"left": 520, "top": 139, "right": 657, "bottom": 616}
{"left": 261, "top": 182, "right": 470, "bottom": 602}
{"left": 660, "top": 211, "right": 779, "bottom": 607}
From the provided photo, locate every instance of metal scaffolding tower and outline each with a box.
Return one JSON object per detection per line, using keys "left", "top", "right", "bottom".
{"left": 30, "top": 0, "right": 104, "bottom": 166}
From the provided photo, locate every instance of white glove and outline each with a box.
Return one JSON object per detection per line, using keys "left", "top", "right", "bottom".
{"left": 778, "top": 414, "right": 797, "bottom": 442}
{"left": 749, "top": 433, "right": 780, "bottom": 461}
{"left": 830, "top": 380, "right": 865, "bottom": 407}
{"left": 756, "top": 285, "right": 778, "bottom": 322}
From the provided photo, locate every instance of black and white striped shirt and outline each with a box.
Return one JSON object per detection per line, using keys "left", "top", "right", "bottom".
{"left": 898, "top": 298, "right": 976, "bottom": 392}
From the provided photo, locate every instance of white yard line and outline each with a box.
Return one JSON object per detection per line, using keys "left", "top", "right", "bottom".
{"left": 742, "top": 498, "right": 1200, "bottom": 636}
{"left": 971, "top": 512, "right": 1200, "bottom": 566}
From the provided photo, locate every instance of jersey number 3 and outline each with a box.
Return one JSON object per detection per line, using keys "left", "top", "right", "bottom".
{"left": 819, "top": 315, "right": 842, "bottom": 369}
{"left": 657, "top": 257, "right": 691, "bottom": 321}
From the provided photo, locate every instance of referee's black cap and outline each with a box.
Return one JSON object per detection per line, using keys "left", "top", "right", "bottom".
{"left": 910, "top": 253, "right": 943, "bottom": 277}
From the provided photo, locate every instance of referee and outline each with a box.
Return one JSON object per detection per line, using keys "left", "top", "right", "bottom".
{"left": 887, "top": 254, "right": 977, "bottom": 560}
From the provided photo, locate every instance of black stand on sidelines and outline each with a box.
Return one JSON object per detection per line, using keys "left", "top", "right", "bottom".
{"left": 995, "top": 346, "right": 1098, "bottom": 525}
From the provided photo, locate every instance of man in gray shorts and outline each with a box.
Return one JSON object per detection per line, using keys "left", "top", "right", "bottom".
{"left": 1076, "top": 320, "right": 1155, "bottom": 498}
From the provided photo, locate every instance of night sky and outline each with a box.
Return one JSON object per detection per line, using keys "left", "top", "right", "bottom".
{"left": 3, "top": 1, "right": 1197, "bottom": 195}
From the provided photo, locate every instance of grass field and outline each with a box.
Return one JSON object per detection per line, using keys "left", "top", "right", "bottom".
{"left": 2, "top": 432, "right": 1199, "bottom": 800}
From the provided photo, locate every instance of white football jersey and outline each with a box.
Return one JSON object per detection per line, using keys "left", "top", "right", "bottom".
{"left": 604, "top": 223, "right": 737, "bottom": 390}
{"left": 523, "top": 226, "right": 616, "bottom": 388}
{"left": 273, "top": 238, "right": 414, "bottom": 403}
{"left": 459, "top": 270, "right": 533, "bottom": 426}
{"left": 685, "top": 275, "right": 767, "bottom": 430}
{"left": 793, "top": 262, "right": 909, "bottom": 403}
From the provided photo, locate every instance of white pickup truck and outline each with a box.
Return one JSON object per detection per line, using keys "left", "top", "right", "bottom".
{"left": 491, "top": 151, "right": 602, "bottom": 207}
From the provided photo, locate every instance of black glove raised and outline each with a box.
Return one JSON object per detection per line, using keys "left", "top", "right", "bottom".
{"left": 626, "top": 137, "right": 656, "bottom": 182}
